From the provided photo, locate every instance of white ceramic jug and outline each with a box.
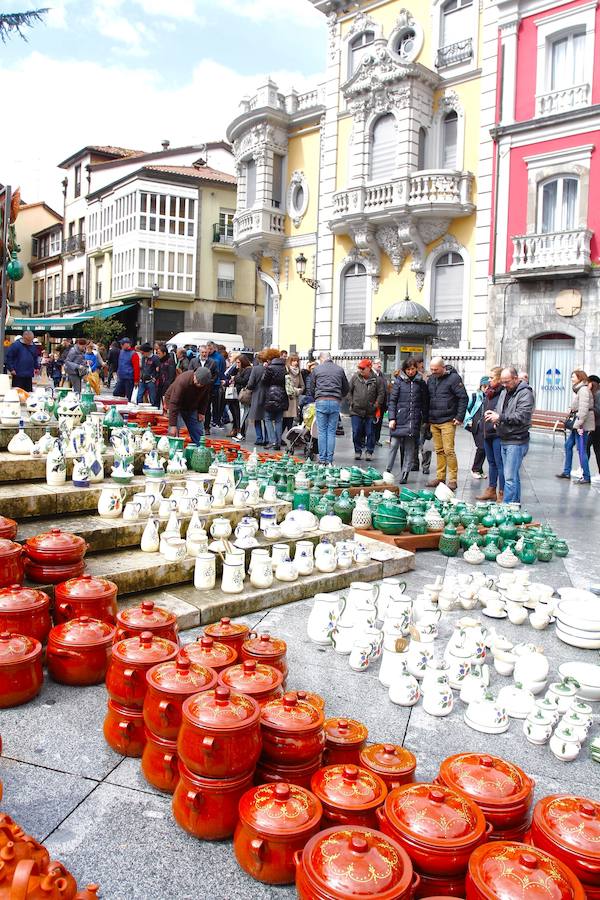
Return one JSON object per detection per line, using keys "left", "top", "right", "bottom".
{"left": 306, "top": 593, "right": 345, "bottom": 646}
{"left": 46, "top": 440, "right": 67, "bottom": 486}
{"left": 7, "top": 422, "right": 35, "bottom": 456}
{"left": 377, "top": 578, "right": 407, "bottom": 620}
{"left": 378, "top": 641, "right": 410, "bottom": 688}
{"left": 250, "top": 556, "right": 274, "bottom": 589}
{"left": 221, "top": 560, "right": 245, "bottom": 594}
{"left": 97, "top": 486, "right": 127, "bottom": 518}
{"left": 72, "top": 457, "right": 90, "bottom": 488}
{"left": 194, "top": 553, "right": 216, "bottom": 590}
{"left": 141, "top": 519, "right": 160, "bottom": 553}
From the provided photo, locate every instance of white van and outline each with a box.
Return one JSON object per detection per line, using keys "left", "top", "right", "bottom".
{"left": 167, "top": 332, "right": 246, "bottom": 352}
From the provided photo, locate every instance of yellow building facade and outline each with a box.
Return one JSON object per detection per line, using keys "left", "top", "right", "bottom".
{"left": 228, "top": 0, "right": 493, "bottom": 382}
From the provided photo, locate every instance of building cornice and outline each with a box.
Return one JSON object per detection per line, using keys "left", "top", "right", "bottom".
{"left": 491, "top": 102, "right": 600, "bottom": 139}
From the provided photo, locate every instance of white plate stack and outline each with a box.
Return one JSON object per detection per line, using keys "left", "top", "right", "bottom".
{"left": 555, "top": 598, "right": 600, "bottom": 649}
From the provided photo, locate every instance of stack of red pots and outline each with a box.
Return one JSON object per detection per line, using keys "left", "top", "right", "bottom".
{"left": 528, "top": 794, "right": 600, "bottom": 898}
{"left": 241, "top": 632, "right": 288, "bottom": 682}
{"left": 218, "top": 659, "right": 284, "bottom": 707}
{"left": 203, "top": 617, "right": 249, "bottom": 655}
{"left": 0, "top": 632, "right": 43, "bottom": 708}
{"left": 0, "top": 539, "right": 25, "bottom": 588}
{"left": 377, "top": 782, "right": 489, "bottom": 898}
{"left": 23, "top": 529, "right": 87, "bottom": 584}
{"left": 104, "top": 631, "right": 177, "bottom": 757}
{"left": 47, "top": 617, "right": 116, "bottom": 686}
{"left": 115, "top": 600, "right": 179, "bottom": 644}
{"left": 323, "top": 717, "right": 368, "bottom": 765}
{"left": 141, "top": 650, "right": 217, "bottom": 793}
{"left": 437, "top": 753, "right": 534, "bottom": 841}
{"left": 0, "top": 584, "right": 51, "bottom": 643}
{"left": 0, "top": 515, "right": 17, "bottom": 540}
{"left": 311, "top": 764, "right": 388, "bottom": 829}
{"left": 54, "top": 575, "right": 118, "bottom": 625}
{"left": 466, "top": 841, "right": 586, "bottom": 899}
{"left": 256, "top": 692, "right": 325, "bottom": 789}
{"left": 359, "top": 743, "right": 417, "bottom": 791}
{"left": 184, "top": 635, "right": 237, "bottom": 672}
{"left": 174, "top": 685, "right": 262, "bottom": 840}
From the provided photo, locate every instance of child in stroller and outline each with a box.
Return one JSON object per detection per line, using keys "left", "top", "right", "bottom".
{"left": 285, "top": 401, "right": 318, "bottom": 459}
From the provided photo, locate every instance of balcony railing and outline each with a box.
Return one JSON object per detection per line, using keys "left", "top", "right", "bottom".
{"left": 511, "top": 229, "right": 592, "bottom": 274}
{"left": 212, "top": 223, "right": 234, "bottom": 245}
{"left": 436, "top": 38, "right": 473, "bottom": 69}
{"left": 234, "top": 207, "right": 285, "bottom": 240}
{"left": 62, "top": 233, "right": 86, "bottom": 255}
{"left": 59, "top": 290, "right": 84, "bottom": 309}
{"left": 536, "top": 83, "right": 590, "bottom": 117}
{"left": 332, "top": 171, "right": 474, "bottom": 219}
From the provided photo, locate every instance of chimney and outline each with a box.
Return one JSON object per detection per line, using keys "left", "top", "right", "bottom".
{"left": 161, "top": 140, "right": 170, "bottom": 151}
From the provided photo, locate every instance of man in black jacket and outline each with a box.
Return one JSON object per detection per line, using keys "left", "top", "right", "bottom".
{"left": 427, "top": 356, "right": 468, "bottom": 490}
{"left": 485, "top": 367, "right": 534, "bottom": 503}
{"left": 136, "top": 342, "right": 159, "bottom": 405}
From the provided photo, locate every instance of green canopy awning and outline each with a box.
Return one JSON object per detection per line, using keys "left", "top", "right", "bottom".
{"left": 7, "top": 303, "right": 137, "bottom": 334}
{"left": 78, "top": 303, "right": 136, "bottom": 320}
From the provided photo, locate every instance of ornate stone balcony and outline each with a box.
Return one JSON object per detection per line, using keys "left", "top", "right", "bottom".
{"left": 233, "top": 205, "right": 286, "bottom": 258}
{"left": 511, "top": 229, "right": 593, "bottom": 276}
{"left": 536, "top": 83, "right": 590, "bottom": 117}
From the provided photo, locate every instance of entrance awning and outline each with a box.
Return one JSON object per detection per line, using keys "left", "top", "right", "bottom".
{"left": 7, "top": 303, "right": 137, "bottom": 333}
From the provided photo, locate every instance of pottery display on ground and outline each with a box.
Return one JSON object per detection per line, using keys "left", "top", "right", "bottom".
{"left": 0, "top": 584, "right": 51, "bottom": 643}
{"left": 0, "top": 631, "right": 43, "bottom": 708}
{"left": 259, "top": 692, "right": 325, "bottom": 766}
{"left": 0, "top": 539, "right": 25, "bottom": 588}
{"left": 203, "top": 618, "right": 250, "bottom": 655}
{"left": 54, "top": 574, "right": 118, "bottom": 625}
{"left": 105, "top": 631, "right": 178, "bottom": 709}
{"left": 322, "top": 717, "right": 368, "bottom": 766}
{"left": 47, "top": 616, "right": 116, "bottom": 686}
{"left": 466, "top": 840, "right": 586, "bottom": 900}
{"left": 528, "top": 794, "right": 600, "bottom": 890}
{"left": 218, "top": 660, "right": 284, "bottom": 707}
{"left": 310, "top": 763, "right": 387, "bottom": 829}
{"left": 115, "top": 600, "right": 179, "bottom": 644}
{"left": 143, "top": 651, "right": 218, "bottom": 741}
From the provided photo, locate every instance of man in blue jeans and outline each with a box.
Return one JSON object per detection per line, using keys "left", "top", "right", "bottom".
{"left": 164, "top": 367, "right": 212, "bottom": 445}
{"left": 313, "top": 351, "right": 350, "bottom": 464}
{"left": 484, "top": 367, "right": 534, "bottom": 503}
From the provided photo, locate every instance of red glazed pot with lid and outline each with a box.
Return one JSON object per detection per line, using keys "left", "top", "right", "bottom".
{"left": 295, "top": 825, "right": 417, "bottom": 900}
{"left": 178, "top": 685, "right": 262, "bottom": 779}
{"left": 241, "top": 632, "right": 288, "bottom": 679}
{"left": 24, "top": 528, "right": 87, "bottom": 564}
{"left": 0, "top": 517, "right": 17, "bottom": 541}
{"left": 311, "top": 764, "right": 388, "bottom": 829}
{"left": 377, "top": 783, "right": 489, "bottom": 878}
{"left": 0, "top": 540, "right": 24, "bottom": 588}
{"left": 143, "top": 651, "right": 218, "bottom": 740}
{"left": 25, "top": 558, "right": 86, "bottom": 585}
{"left": 0, "top": 632, "right": 43, "bottom": 708}
{"left": 234, "top": 782, "right": 323, "bottom": 885}
{"left": 47, "top": 616, "right": 116, "bottom": 686}
{"left": 115, "top": 600, "right": 179, "bottom": 644}
{"left": 323, "top": 717, "right": 368, "bottom": 766}
{"left": 293, "top": 689, "right": 325, "bottom": 711}
{"left": 141, "top": 729, "right": 179, "bottom": 794}
{"left": 359, "top": 744, "right": 417, "bottom": 791}
{"left": 529, "top": 795, "right": 600, "bottom": 887}
{"left": 203, "top": 617, "right": 249, "bottom": 655}
{"left": 172, "top": 760, "right": 254, "bottom": 841}
{"left": 184, "top": 635, "right": 237, "bottom": 672}
{"left": 255, "top": 754, "right": 323, "bottom": 791}
{"left": 54, "top": 575, "right": 118, "bottom": 625}
{"left": 218, "top": 660, "right": 284, "bottom": 707}
{"left": 105, "top": 631, "right": 178, "bottom": 709}
{"left": 466, "top": 841, "right": 587, "bottom": 900}
{"left": 438, "top": 753, "right": 534, "bottom": 833}
{"left": 0, "top": 585, "right": 51, "bottom": 644}
{"left": 103, "top": 700, "right": 146, "bottom": 757}
{"left": 260, "top": 692, "right": 325, "bottom": 765}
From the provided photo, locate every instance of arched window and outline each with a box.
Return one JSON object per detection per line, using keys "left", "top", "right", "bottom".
{"left": 432, "top": 251, "right": 463, "bottom": 319}
{"left": 442, "top": 111, "right": 458, "bottom": 168}
{"left": 348, "top": 30, "right": 374, "bottom": 77}
{"left": 370, "top": 114, "right": 396, "bottom": 181}
{"left": 417, "top": 127, "right": 427, "bottom": 170}
{"left": 340, "top": 262, "right": 367, "bottom": 349}
{"left": 538, "top": 176, "right": 578, "bottom": 233}
{"left": 441, "top": 0, "right": 473, "bottom": 48}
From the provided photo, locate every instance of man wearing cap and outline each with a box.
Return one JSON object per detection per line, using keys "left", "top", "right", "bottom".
{"left": 113, "top": 337, "right": 140, "bottom": 401}
{"left": 348, "top": 358, "right": 386, "bottom": 461}
{"left": 163, "top": 367, "right": 212, "bottom": 444}
{"left": 136, "top": 342, "right": 159, "bottom": 406}
{"left": 63, "top": 337, "right": 89, "bottom": 394}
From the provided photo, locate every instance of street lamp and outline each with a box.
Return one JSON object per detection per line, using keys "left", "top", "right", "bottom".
{"left": 295, "top": 252, "right": 320, "bottom": 360}
{"left": 149, "top": 281, "right": 159, "bottom": 346}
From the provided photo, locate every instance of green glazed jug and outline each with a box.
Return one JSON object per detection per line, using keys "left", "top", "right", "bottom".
{"left": 80, "top": 385, "right": 96, "bottom": 419}
{"left": 536, "top": 540, "right": 553, "bottom": 563}
{"left": 439, "top": 525, "right": 460, "bottom": 557}
{"left": 553, "top": 539, "right": 569, "bottom": 557}
{"left": 518, "top": 538, "right": 537, "bottom": 565}
{"left": 498, "top": 516, "right": 518, "bottom": 542}
{"left": 190, "top": 437, "right": 213, "bottom": 473}
{"left": 103, "top": 405, "right": 124, "bottom": 429}
{"left": 483, "top": 540, "right": 500, "bottom": 561}
{"left": 333, "top": 489, "right": 354, "bottom": 525}
{"left": 460, "top": 523, "right": 484, "bottom": 550}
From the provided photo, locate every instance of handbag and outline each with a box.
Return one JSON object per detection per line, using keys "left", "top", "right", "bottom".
{"left": 225, "top": 384, "right": 238, "bottom": 400}
{"left": 239, "top": 387, "right": 252, "bottom": 407}
{"left": 564, "top": 412, "right": 576, "bottom": 430}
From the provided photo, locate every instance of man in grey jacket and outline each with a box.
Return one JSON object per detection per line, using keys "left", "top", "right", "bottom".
{"left": 484, "top": 367, "right": 534, "bottom": 503}
{"left": 313, "top": 351, "right": 350, "bottom": 464}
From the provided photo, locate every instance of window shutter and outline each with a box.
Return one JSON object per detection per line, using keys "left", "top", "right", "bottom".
{"left": 442, "top": 112, "right": 458, "bottom": 168}
{"left": 433, "top": 253, "right": 464, "bottom": 319}
{"left": 370, "top": 115, "right": 397, "bottom": 181}
{"left": 218, "top": 262, "right": 235, "bottom": 281}
{"left": 342, "top": 264, "right": 367, "bottom": 323}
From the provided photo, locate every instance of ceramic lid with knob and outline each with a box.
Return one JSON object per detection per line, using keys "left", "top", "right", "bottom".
{"left": 467, "top": 842, "right": 587, "bottom": 899}
{"left": 532, "top": 795, "right": 600, "bottom": 860}
{"left": 55, "top": 574, "right": 117, "bottom": 599}
{"left": 0, "top": 539, "right": 22, "bottom": 560}
{"left": 49, "top": 617, "right": 116, "bottom": 647}
{"left": 0, "top": 585, "right": 50, "bottom": 612}
{"left": 146, "top": 651, "right": 217, "bottom": 694}
{"left": 218, "top": 660, "right": 283, "bottom": 694}
{"left": 238, "top": 782, "right": 323, "bottom": 836}
{"left": 0, "top": 632, "right": 41, "bottom": 664}
{"left": 324, "top": 717, "right": 368, "bottom": 746}
{"left": 438, "top": 753, "right": 533, "bottom": 808}
{"left": 185, "top": 636, "right": 237, "bottom": 669}
{"left": 299, "top": 826, "right": 415, "bottom": 899}
{"left": 117, "top": 601, "right": 176, "bottom": 628}
{"left": 111, "top": 631, "right": 178, "bottom": 665}
{"left": 243, "top": 633, "right": 287, "bottom": 657}
{"left": 293, "top": 689, "right": 325, "bottom": 711}
{"left": 311, "top": 764, "right": 387, "bottom": 811}
{"left": 383, "top": 783, "right": 487, "bottom": 848}
{"left": 260, "top": 692, "right": 324, "bottom": 733}
{"left": 0, "top": 517, "right": 17, "bottom": 539}
{"left": 359, "top": 744, "right": 416, "bottom": 781}
{"left": 182, "top": 685, "right": 260, "bottom": 730}
{"left": 204, "top": 617, "right": 249, "bottom": 640}
{"left": 24, "top": 528, "right": 86, "bottom": 555}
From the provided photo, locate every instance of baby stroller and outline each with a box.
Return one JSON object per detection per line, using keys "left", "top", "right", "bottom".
{"left": 284, "top": 402, "right": 317, "bottom": 459}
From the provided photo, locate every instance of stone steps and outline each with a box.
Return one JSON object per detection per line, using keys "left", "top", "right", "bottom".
{"left": 0, "top": 424, "right": 58, "bottom": 451}
{"left": 0, "top": 450, "right": 146, "bottom": 484}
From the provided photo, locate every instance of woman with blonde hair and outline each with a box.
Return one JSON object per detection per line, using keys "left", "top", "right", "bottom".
{"left": 557, "top": 369, "right": 595, "bottom": 484}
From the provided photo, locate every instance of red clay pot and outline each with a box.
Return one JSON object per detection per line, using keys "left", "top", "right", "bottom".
{"left": 311, "top": 764, "right": 387, "bottom": 830}
{"left": 103, "top": 700, "right": 146, "bottom": 757}
{"left": 0, "top": 632, "right": 43, "bottom": 708}
{"left": 323, "top": 717, "right": 368, "bottom": 766}
{"left": 183, "top": 635, "right": 237, "bottom": 672}
{"left": 241, "top": 632, "right": 288, "bottom": 680}
{"left": 359, "top": 743, "right": 417, "bottom": 792}
{"left": 0, "top": 816, "right": 50, "bottom": 877}
{"left": 25, "top": 558, "right": 86, "bottom": 585}
{"left": 115, "top": 600, "right": 179, "bottom": 645}
{"left": 0, "top": 540, "right": 24, "bottom": 589}
{"left": 0, "top": 585, "right": 51, "bottom": 644}
{"left": 141, "top": 729, "right": 179, "bottom": 794}
{"left": 295, "top": 826, "right": 418, "bottom": 900}
{"left": 466, "top": 841, "right": 587, "bottom": 900}
{"left": 105, "top": 631, "right": 178, "bottom": 709}
{"left": 203, "top": 617, "right": 250, "bottom": 655}
{"left": 234, "top": 782, "right": 323, "bottom": 885}
{"left": 172, "top": 761, "right": 254, "bottom": 841}
{"left": 0, "top": 517, "right": 17, "bottom": 541}
{"left": 24, "top": 528, "right": 87, "bottom": 565}
{"left": 0, "top": 859, "right": 77, "bottom": 900}
{"left": 414, "top": 870, "right": 466, "bottom": 898}
{"left": 255, "top": 754, "right": 323, "bottom": 790}
{"left": 143, "top": 652, "right": 217, "bottom": 741}
{"left": 46, "top": 617, "right": 116, "bottom": 686}
{"left": 218, "top": 660, "right": 284, "bottom": 707}
{"left": 178, "top": 685, "right": 262, "bottom": 779}
{"left": 529, "top": 795, "right": 600, "bottom": 887}
{"left": 291, "top": 689, "right": 325, "bottom": 712}
{"left": 54, "top": 575, "right": 118, "bottom": 625}
{"left": 260, "top": 692, "right": 325, "bottom": 765}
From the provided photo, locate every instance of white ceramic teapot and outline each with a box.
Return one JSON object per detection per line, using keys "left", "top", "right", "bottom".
{"left": 98, "top": 486, "right": 127, "bottom": 518}
{"left": 422, "top": 673, "right": 454, "bottom": 717}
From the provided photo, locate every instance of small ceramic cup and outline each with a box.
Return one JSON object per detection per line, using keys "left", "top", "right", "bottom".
{"left": 162, "top": 536, "right": 187, "bottom": 562}
{"left": 123, "top": 501, "right": 142, "bottom": 522}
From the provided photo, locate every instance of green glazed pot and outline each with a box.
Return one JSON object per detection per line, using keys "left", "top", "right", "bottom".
{"left": 460, "top": 524, "right": 484, "bottom": 550}
{"left": 483, "top": 541, "right": 500, "bottom": 561}
{"left": 80, "top": 386, "right": 96, "bottom": 419}
{"left": 519, "top": 540, "right": 537, "bottom": 565}
{"left": 439, "top": 525, "right": 460, "bottom": 557}
{"left": 498, "top": 516, "right": 518, "bottom": 542}
{"left": 521, "top": 510, "right": 533, "bottom": 525}
{"left": 103, "top": 406, "right": 124, "bottom": 429}
{"left": 481, "top": 513, "right": 496, "bottom": 529}
{"left": 536, "top": 541, "right": 553, "bottom": 562}
{"left": 410, "top": 516, "right": 427, "bottom": 535}
{"left": 333, "top": 489, "right": 354, "bottom": 525}
{"left": 483, "top": 527, "right": 504, "bottom": 549}
{"left": 553, "top": 539, "right": 569, "bottom": 557}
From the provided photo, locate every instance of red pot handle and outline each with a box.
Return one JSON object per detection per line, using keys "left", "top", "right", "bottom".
{"left": 410, "top": 870, "right": 421, "bottom": 899}
{"left": 485, "top": 822, "right": 494, "bottom": 838}
{"left": 202, "top": 735, "right": 215, "bottom": 751}
{"left": 158, "top": 700, "right": 175, "bottom": 724}
{"left": 123, "top": 668, "right": 138, "bottom": 698}
{"left": 187, "top": 790, "right": 202, "bottom": 810}
{"left": 118, "top": 721, "right": 133, "bottom": 744}
{"left": 162, "top": 752, "right": 177, "bottom": 772}
{"left": 50, "top": 648, "right": 83, "bottom": 659}
{"left": 57, "top": 602, "right": 73, "bottom": 618}
{"left": 250, "top": 838, "right": 265, "bottom": 865}
{"left": 9, "top": 859, "right": 36, "bottom": 900}
{"left": 293, "top": 850, "right": 302, "bottom": 869}
{"left": 375, "top": 807, "right": 385, "bottom": 825}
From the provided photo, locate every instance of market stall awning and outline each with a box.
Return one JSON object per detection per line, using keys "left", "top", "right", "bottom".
{"left": 78, "top": 303, "right": 136, "bottom": 320}
{"left": 7, "top": 303, "right": 137, "bottom": 333}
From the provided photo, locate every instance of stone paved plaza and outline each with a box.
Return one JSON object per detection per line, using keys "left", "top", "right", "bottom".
{"left": 1, "top": 426, "right": 599, "bottom": 899}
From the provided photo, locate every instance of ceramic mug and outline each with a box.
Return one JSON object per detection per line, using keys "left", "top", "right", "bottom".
{"left": 263, "top": 485, "right": 278, "bottom": 502}
{"left": 221, "top": 561, "right": 245, "bottom": 594}
{"left": 158, "top": 498, "right": 178, "bottom": 519}
{"left": 271, "top": 543, "right": 290, "bottom": 566}
{"left": 250, "top": 559, "right": 274, "bottom": 589}
{"left": 194, "top": 553, "right": 216, "bottom": 590}
{"left": 249, "top": 548, "right": 270, "bottom": 572}
{"left": 132, "top": 493, "right": 154, "bottom": 517}
{"left": 162, "top": 537, "right": 187, "bottom": 562}
{"left": 196, "top": 494, "right": 214, "bottom": 514}
{"left": 178, "top": 496, "right": 198, "bottom": 516}
{"left": 123, "top": 501, "right": 142, "bottom": 522}
{"left": 233, "top": 489, "right": 250, "bottom": 508}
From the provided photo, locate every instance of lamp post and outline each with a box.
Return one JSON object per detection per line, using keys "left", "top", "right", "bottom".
{"left": 149, "top": 281, "right": 159, "bottom": 347}
{"left": 295, "top": 252, "right": 320, "bottom": 361}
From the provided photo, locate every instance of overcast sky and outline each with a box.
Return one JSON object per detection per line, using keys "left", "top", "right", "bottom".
{"left": 0, "top": 0, "right": 326, "bottom": 209}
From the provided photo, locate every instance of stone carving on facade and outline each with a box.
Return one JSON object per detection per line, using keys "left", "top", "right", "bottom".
{"left": 327, "top": 11, "right": 339, "bottom": 63}
{"left": 394, "top": 8, "right": 415, "bottom": 29}
{"left": 347, "top": 11, "right": 377, "bottom": 40}
{"left": 432, "top": 234, "right": 461, "bottom": 256}
{"left": 348, "top": 224, "right": 381, "bottom": 290}
{"left": 418, "top": 220, "right": 451, "bottom": 246}
{"left": 376, "top": 225, "right": 407, "bottom": 272}
{"left": 288, "top": 170, "right": 309, "bottom": 228}
{"left": 439, "top": 90, "right": 460, "bottom": 113}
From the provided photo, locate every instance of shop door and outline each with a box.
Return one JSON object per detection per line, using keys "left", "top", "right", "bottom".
{"left": 530, "top": 336, "right": 575, "bottom": 412}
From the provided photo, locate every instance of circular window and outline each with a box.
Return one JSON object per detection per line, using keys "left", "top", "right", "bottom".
{"left": 288, "top": 172, "right": 309, "bottom": 228}
{"left": 388, "top": 20, "right": 423, "bottom": 63}
{"left": 396, "top": 28, "right": 417, "bottom": 59}
{"left": 293, "top": 185, "right": 304, "bottom": 210}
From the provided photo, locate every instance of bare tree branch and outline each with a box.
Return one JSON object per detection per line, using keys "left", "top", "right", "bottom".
{"left": 0, "top": 9, "right": 48, "bottom": 43}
